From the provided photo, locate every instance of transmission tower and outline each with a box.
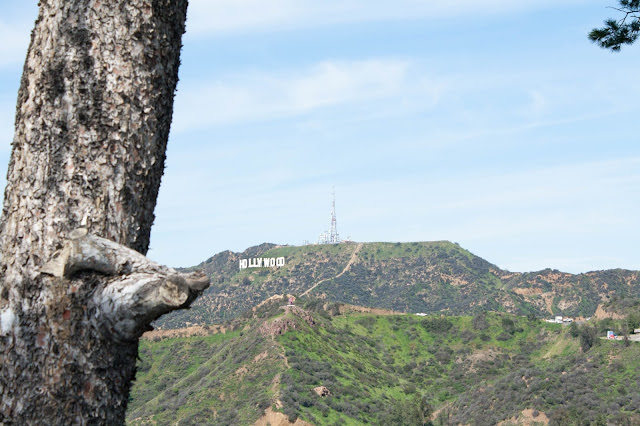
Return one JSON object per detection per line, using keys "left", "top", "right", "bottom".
{"left": 329, "top": 187, "right": 339, "bottom": 243}
{"left": 317, "top": 187, "right": 341, "bottom": 244}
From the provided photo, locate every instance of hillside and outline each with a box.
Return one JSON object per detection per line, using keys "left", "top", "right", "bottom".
{"left": 128, "top": 299, "right": 640, "bottom": 425}
{"left": 155, "top": 241, "right": 640, "bottom": 328}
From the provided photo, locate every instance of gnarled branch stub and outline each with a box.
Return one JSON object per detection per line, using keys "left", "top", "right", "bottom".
{"left": 41, "top": 228, "right": 210, "bottom": 341}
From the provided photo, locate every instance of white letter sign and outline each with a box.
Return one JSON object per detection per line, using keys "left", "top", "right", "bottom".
{"left": 239, "top": 257, "right": 286, "bottom": 270}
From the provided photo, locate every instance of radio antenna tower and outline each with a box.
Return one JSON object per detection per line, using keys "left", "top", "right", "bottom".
{"left": 317, "top": 186, "right": 341, "bottom": 244}
{"left": 329, "top": 186, "right": 339, "bottom": 243}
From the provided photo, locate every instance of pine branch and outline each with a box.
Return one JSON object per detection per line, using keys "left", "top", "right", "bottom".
{"left": 590, "top": 1, "right": 640, "bottom": 51}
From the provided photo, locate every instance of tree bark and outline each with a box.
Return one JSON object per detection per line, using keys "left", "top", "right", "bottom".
{"left": 0, "top": 1, "right": 207, "bottom": 424}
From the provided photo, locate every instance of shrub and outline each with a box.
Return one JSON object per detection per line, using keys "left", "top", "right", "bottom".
{"left": 435, "top": 348, "right": 452, "bottom": 365}
{"left": 422, "top": 317, "right": 453, "bottom": 333}
{"left": 568, "top": 322, "right": 579, "bottom": 338}
{"left": 460, "top": 329, "right": 476, "bottom": 343}
{"left": 472, "top": 313, "right": 489, "bottom": 330}
{"left": 496, "top": 332, "right": 512, "bottom": 342}
{"left": 501, "top": 318, "right": 516, "bottom": 334}
{"left": 579, "top": 325, "right": 600, "bottom": 352}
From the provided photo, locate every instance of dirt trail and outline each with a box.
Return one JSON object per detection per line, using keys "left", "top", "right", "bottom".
{"left": 141, "top": 324, "right": 225, "bottom": 340}
{"left": 301, "top": 243, "right": 363, "bottom": 297}
{"left": 254, "top": 407, "right": 312, "bottom": 426}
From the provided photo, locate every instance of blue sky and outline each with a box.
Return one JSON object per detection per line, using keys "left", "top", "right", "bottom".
{"left": 0, "top": 1, "right": 638, "bottom": 273}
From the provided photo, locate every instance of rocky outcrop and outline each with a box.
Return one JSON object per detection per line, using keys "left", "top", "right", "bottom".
{"left": 259, "top": 306, "right": 316, "bottom": 336}
{"left": 313, "top": 386, "right": 331, "bottom": 397}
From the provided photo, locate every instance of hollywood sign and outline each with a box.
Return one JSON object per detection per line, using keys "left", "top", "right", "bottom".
{"left": 239, "top": 257, "right": 285, "bottom": 270}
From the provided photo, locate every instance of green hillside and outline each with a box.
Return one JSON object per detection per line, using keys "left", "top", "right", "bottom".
{"left": 128, "top": 299, "right": 640, "bottom": 425}
{"left": 127, "top": 329, "right": 280, "bottom": 425}
{"left": 156, "top": 241, "right": 640, "bottom": 328}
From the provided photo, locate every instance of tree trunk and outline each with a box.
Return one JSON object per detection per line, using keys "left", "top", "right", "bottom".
{"left": 0, "top": 1, "right": 208, "bottom": 424}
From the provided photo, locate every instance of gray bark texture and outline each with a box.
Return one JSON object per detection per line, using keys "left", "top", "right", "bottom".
{"left": 0, "top": 0, "right": 209, "bottom": 424}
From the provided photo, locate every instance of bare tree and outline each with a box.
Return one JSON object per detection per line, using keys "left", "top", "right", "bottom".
{"left": 0, "top": 1, "right": 209, "bottom": 423}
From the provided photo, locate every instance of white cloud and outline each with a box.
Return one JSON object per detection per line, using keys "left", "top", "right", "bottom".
{"left": 340, "top": 157, "right": 640, "bottom": 254}
{"left": 149, "top": 150, "right": 640, "bottom": 270}
{"left": 172, "top": 59, "right": 416, "bottom": 132}
{"left": 164, "top": 57, "right": 633, "bottom": 156}
{"left": 432, "top": 157, "right": 640, "bottom": 213}
{"left": 186, "top": 0, "right": 588, "bottom": 38}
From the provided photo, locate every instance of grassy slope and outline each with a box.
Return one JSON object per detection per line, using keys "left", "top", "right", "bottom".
{"left": 277, "top": 310, "right": 558, "bottom": 425}
{"left": 128, "top": 329, "right": 281, "bottom": 425}
{"left": 156, "top": 242, "right": 640, "bottom": 329}
{"left": 128, "top": 302, "right": 640, "bottom": 425}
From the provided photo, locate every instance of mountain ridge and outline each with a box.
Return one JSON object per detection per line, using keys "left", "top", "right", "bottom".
{"left": 156, "top": 241, "right": 639, "bottom": 329}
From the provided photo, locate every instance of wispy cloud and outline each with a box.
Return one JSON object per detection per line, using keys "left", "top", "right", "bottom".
{"left": 339, "top": 156, "right": 640, "bottom": 243}
{"left": 150, "top": 153, "right": 640, "bottom": 271}
{"left": 172, "top": 59, "right": 418, "bottom": 132}
{"left": 368, "top": 158, "right": 638, "bottom": 272}
{"left": 428, "top": 157, "right": 640, "bottom": 213}
{"left": 170, "top": 54, "right": 640, "bottom": 145}
{"left": 186, "top": 0, "right": 587, "bottom": 38}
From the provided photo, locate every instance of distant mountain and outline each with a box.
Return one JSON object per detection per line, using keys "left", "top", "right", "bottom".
{"left": 128, "top": 299, "right": 640, "bottom": 425}
{"left": 156, "top": 241, "right": 640, "bottom": 329}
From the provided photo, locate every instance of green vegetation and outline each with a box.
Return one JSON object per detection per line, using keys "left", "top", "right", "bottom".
{"left": 128, "top": 328, "right": 279, "bottom": 425}
{"left": 276, "top": 309, "right": 554, "bottom": 425}
{"left": 589, "top": 0, "right": 640, "bottom": 51}
{"left": 128, "top": 298, "right": 640, "bottom": 425}
{"left": 156, "top": 241, "right": 640, "bottom": 329}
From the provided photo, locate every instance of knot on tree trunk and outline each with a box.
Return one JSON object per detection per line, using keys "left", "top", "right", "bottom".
{"left": 41, "top": 228, "right": 210, "bottom": 341}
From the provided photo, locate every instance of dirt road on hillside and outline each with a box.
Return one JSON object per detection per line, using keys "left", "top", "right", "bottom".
{"left": 301, "top": 243, "right": 363, "bottom": 297}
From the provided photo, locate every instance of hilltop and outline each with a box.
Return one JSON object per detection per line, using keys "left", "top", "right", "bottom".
{"left": 155, "top": 241, "right": 640, "bottom": 329}
{"left": 128, "top": 298, "right": 640, "bottom": 425}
